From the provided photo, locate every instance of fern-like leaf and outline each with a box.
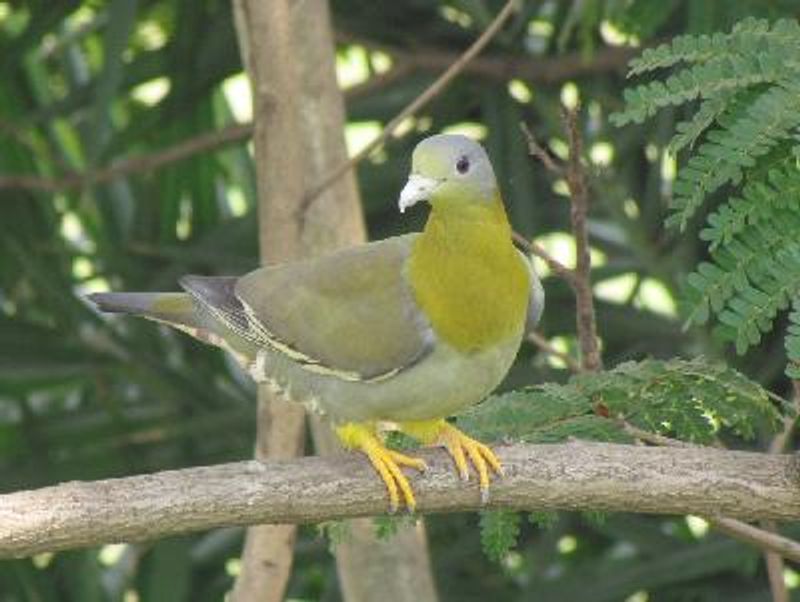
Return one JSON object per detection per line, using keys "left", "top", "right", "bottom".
{"left": 718, "top": 247, "right": 800, "bottom": 354}
{"left": 700, "top": 165, "right": 800, "bottom": 249}
{"left": 479, "top": 511, "right": 521, "bottom": 562}
{"left": 573, "top": 358, "right": 778, "bottom": 442}
{"left": 685, "top": 217, "right": 800, "bottom": 325}
{"left": 627, "top": 32, "right": 729, "bottom": 76}
{"left": 615, "top": 17, "right": 800, "bottom": 398}
{"left": 460, "top": 358, "right": 778, "bottom": 445}
{"left": 667, "top": 84, "right": 800, "bottom": 230}
{"left": 785, "top": 299, "right": 800, "bottom": 378}
{"left": 669, "top": 92, "right": 734, "bottom": 153}
{"left": 627, "top": 18, "right": 800, "bottom": 77}
{"left": 612, "top": 53, "right": 787, "bottom": 127}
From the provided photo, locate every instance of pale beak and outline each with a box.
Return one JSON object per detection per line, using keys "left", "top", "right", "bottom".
{"left": 398, "top": 174, "right": 439, "bottom": 213}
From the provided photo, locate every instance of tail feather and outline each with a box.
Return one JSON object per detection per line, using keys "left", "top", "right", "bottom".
{"left": 88, "top": 292, "right": 199, "bottom": 331}
{"left": 87, "top": 290, "right": 257, "bottom": 365}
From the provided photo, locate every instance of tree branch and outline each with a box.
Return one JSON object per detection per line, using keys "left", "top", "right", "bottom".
{"left": 2, "top": 441, "right": 799, "bottom": 559}
{"left": 230, "top": 0, "right": 309, "bottom": 599}
{"left": 339, "top": 34, "right": 640, "bottom": 85}
{"left": 511, "top": 230, "right": 576, "bottom": 287}
{"left": 527, "top": 330, "right": 583, "bottom": 373}
{"left": 300, "top": 0, "right": 520, "bottom": 211}
{"left": 0, "top": 124, "right": 253, "bottom": 193}
{"left": 562, "top": 106, "right": 602, "bottom": 371}
{"left": 0, "top": 27, "right": 636, "bottom": 196}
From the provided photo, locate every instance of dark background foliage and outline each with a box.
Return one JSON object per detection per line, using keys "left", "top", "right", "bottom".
{"left": 1, "top": 1, "right": 799, "bottom": 600}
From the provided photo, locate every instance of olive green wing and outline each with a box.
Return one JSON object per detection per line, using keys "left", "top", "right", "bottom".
{"left": 184, "top": 235, "right": 434, "bottom": 382}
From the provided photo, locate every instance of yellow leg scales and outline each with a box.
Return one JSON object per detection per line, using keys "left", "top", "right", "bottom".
{"left": 402, "top": 419, "right": 503, "bottom": 504}
{"left": 336, "top": 423, "right": 427, "bottom": 513}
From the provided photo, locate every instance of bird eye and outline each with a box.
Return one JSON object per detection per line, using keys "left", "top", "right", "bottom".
{"left": 456, "top": 156, "right": 470, "bottom": 174}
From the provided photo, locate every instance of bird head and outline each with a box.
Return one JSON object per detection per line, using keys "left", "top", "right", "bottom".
{"left": 398, "top": 134, "right": 498, "bottom": 214}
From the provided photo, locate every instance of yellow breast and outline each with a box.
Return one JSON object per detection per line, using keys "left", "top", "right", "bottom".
{"left": 407, "top": 196, "right": 530, "bottom": 353}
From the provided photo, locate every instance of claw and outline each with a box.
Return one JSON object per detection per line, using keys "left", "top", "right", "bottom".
{"left": 438, "top": 423, "right": 503, "bottom": 504}
{"left": 336, "top": 423, "right": 426, "bottom": 512}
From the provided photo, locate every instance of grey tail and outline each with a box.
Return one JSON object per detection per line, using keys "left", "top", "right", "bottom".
{"left": 87, "top": 291, "right": 200, "bottom": 331}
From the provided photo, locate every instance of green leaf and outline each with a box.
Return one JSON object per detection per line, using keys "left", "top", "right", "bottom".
{"left": 462, "top": 358, "right": 779, "bottom": 446}
{"left": 479, "top": 511, "right": 521, "bottom": 562}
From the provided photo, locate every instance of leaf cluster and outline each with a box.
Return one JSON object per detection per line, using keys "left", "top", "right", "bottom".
{"left": 460, "top": 358, "right": 779, "bottom": 445}
{"left": 463, "top": 357, "right": 780, "bottom": 561}
{"left": 613, "top": 18, "right": 800, "bottom": 369}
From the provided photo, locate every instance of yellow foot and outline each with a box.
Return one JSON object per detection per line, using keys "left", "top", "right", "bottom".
{"left": 401, "top": 420, "right": 503, "bottom": 504}
{"left": 335, "top": 423, "right": 427, "bottom": 513}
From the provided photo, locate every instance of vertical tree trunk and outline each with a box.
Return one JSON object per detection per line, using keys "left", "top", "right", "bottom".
{"left": 229, "top": 2, "right": 307, "bottom": 601}
{"left": 232, "top": 1, "right": 438, "bottom": 601}
{"left": 289, "top": 4, "right": 438, "bottom": 600}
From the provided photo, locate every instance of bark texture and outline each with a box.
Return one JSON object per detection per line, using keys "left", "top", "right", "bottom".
{"left": 292, "top": 3, "right": 438, "bottom": 598}
{"left": 230, "top": 1, "right": 308, "bottom": 600}
{"left": 231, "top": 1, "right": 437, "bottom": 600}
{"left": 2, "top": 441, "right": 800, "bottom": 558}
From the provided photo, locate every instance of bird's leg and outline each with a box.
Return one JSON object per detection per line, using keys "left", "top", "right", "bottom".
{"left": 400, "top": 419, "right": 503, "bottom": 504}
{"left": 335, "top": 422, "right": 427, "bottom": 513}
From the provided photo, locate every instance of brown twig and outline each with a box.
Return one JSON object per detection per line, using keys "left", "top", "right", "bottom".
{"left": 511, "top": 230, "right": 576, "bottom": 287}
{"left": 562, "top": 106, "right": 602, "bottom": 372}
{"left": 0, "top": 123, "right": 253, "bottom": 193}
{"left": 761, "top": 382, "right": 800, "bottom": 601}
{"left": 337, "top": 33, "right": 641, "bottom": 86}
{"left": 763, "top": 529, "right": 789, "bottom": 602}
{"left": 620, "top": 422, "right": 695, "bottom": 448}
{"left": 527, "top": 330, "right": 583, "bottom": 373}
{"left": 300, "top": 0, "right": 520, "bottom": 212}
{"left": 622, "top": 418, "right": 800, "bottom": 566}
{"left": 519, "top": 122, "right": 563, "bottom": 175}
{"left": 711, "top": 517, "right": 800, "bottom": 566}
{"left": 520, "top": 109, "right": 601, "bottom": 370}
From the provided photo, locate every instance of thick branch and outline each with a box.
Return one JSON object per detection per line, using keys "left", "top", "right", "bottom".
{"left": 230, "top": 0, "right": 309, "bottom": 599}
{"left": 2, "top": 441, "right": 799, "bottom": 559}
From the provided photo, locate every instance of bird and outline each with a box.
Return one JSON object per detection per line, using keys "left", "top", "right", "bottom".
{"left": 89, "top": 134, "right": 544, "bottom": 512}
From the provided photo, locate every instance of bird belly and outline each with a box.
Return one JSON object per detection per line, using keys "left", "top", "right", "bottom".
{"left": 246, "top": 329, "right": 523, "bottom": 423}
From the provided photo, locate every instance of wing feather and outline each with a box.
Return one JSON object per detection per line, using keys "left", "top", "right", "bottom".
{"left": 184, "top": 235, "right": 435, "bottom": 381}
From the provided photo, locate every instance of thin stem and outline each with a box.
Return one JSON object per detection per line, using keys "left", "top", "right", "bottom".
{"left": 511, "top": 230, "right": 577, "bottom": 288}
{"left": 519, "top": 122, "right": 563, "bottom": 175}
{"left": 300, "top": 0, "right": 521, "bottom": 212}
{"left": 0, "top": 123, "right": 253, "bottom": 193}
{"left": 622, "top": 418, "right": 800, "bottom": 566}
{"left": 527, "top": 330, "right": 583, "bottom": 373}
{"left": 562, "top": 106, "right": 602, "bottom": 372}
{"left": 761, "top": 381, "right": 800, "bottom": 602}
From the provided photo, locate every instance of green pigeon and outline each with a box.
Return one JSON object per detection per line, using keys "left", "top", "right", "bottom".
{"left": 90, "top": 134, "right": 544, "bottom": 511}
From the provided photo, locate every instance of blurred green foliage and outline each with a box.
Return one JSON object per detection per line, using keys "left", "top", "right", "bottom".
{"left": 2, "top": 0, "right": 800, "bottom": 600}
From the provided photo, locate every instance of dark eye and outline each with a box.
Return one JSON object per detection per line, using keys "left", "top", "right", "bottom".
{"left": 456, "top": 156, "right": 470, "bottom": 174}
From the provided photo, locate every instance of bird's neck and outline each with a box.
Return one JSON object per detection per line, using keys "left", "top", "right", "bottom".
{"left": 408, "top": 195, "right": 530, "bottom": 352}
